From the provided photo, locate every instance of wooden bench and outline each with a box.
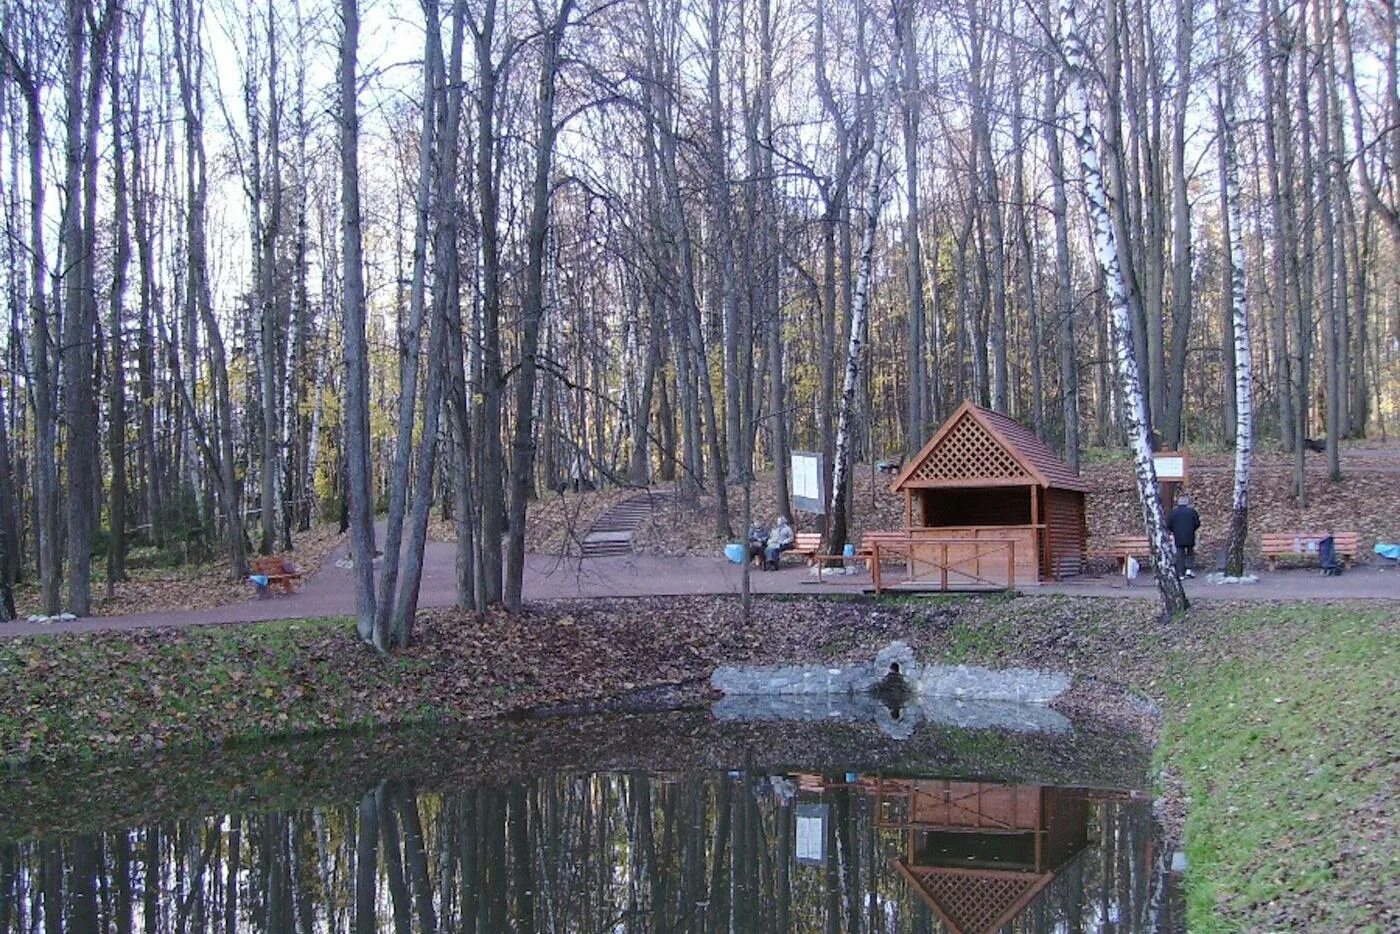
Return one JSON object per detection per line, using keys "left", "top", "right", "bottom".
{"left": 1087, "top": 535, "right": 1152, "bottom": 578}
{"left": 751, "top": 532, "right": 822, "bottom": 567}
{"left": 1260, "top": 532, "right": 1359, "bottom": 570}
{"left": 859, "top": 531, "right": 913, "bottom": 565}
{"left": 250, "top": 555, "right": 303, "bottom": 595}
{"left": 808, "top": 531, "right": 913, "bottom": 585}
{"left": 790, "top": 533, "right": 822, "bottom": 564}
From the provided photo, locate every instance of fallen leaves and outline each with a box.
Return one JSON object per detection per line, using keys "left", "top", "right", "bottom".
{"left": 13, "top": 524, "right": 347, "bottom": 620}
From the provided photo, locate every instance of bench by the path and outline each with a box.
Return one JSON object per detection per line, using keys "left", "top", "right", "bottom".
{"left": 1260, "top": 531, "right": 1359, "bottom": 570}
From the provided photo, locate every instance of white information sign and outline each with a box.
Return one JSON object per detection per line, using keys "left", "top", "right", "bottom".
{"left": 1153, "top": 454, "right": 1186, "bottom": 481}
{"left": 791, "top": 451, "right": 825, "bottom": 513}
{"left": 795, "top": 804, "right": 828, "bottom": 863}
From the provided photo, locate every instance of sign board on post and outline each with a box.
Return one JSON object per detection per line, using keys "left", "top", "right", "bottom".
{"left": 791, "top": 451, "right": 825, "bottom": 514}
{"left": 1153, "top": 452, "right": 1188, "bottom": 512}
{"left": 795, "top": 803, "right": 828, "bottom": 864}
{"left": 1152, "top": 453, "right": 1187, "bottom": 482}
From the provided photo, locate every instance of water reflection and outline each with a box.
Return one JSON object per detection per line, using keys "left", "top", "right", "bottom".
{"left": 0, "top": 768, "right": 1159, "bottom": 932}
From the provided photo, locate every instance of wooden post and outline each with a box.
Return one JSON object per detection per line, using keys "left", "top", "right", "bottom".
{"left": 1030, "top": 484, "right": 1040, "bottom": 580}
{"left": 940, "top": 542, "right": 948, "bottom": 591}
{"left": 1006, "top": 539, "right": 1015, "bottom": 590}
{"left": 872, "top": 542, "right": 882, "bottom": 593}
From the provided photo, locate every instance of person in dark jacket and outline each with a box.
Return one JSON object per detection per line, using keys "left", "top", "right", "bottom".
{"left": 1166, "top": 494, "right": 1201, "bottom": 579}
{"left": 747, "top": 522, "right": 768, "bottom": 566}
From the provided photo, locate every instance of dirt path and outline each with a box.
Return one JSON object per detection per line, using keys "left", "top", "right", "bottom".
{"left": 2, "top": 534, "right": 1396, "bottom": 638}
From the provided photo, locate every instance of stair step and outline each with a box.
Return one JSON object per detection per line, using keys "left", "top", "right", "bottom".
{"left": 581, "top": 544, "right": 632, "bottom": 557}
{"left": 576, "top": 489, "right": 675, "bottom": 558}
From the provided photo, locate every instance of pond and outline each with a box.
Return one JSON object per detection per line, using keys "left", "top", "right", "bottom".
{"left": 0, "top": 706, "right": 1174, "bottom": 932}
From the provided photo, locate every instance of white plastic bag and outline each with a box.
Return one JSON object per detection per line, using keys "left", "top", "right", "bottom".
{"left": 1125, "top": 556, "right": 1140, "bottom": 581}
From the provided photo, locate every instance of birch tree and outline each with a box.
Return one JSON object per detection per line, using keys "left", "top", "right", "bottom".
{"left": 1217, "top": 0, "right": 1253, "bottom": 578}
{"left": 1056, "top": 0, "right": 1187, "bottom": 616}
{"left": 826, "top": 77, "right": 888, "bottom": 558}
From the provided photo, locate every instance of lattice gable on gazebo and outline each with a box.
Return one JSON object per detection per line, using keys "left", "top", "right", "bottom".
{"left": 894, "top": 862, "right": 1055, "bottom": 934}
{"left": 891, "top": 401, "right": 1048, "bottom": 489}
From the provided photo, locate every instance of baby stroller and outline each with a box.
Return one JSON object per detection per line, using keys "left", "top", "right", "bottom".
{"left": 1318, "top": 535, "right": 1342, "bottom": 576}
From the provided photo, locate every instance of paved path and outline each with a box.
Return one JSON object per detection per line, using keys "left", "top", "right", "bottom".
{"left": 2, "top": 539, "right": 1396, "bottom": 638}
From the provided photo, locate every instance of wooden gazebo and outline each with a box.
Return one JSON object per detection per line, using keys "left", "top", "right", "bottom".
{"left": 875, "top": 779, "right": 1091, "bottom": 934}
{"left": 889, "top": 401, "right": 1088, "bottom": 583}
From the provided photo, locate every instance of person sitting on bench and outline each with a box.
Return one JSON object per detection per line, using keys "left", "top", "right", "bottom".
{"left": 747, "top": 522, "right": 769, "bottom": 566}
{"left": 764, "top": 516, "right": 794, "bottom": 570}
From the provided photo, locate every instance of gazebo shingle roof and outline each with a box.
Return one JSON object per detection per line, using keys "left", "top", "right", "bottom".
{"left": 891, "top": 400, "right": 1090, "bottom": 493}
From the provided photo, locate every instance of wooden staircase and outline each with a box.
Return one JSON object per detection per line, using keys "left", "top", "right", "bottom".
{"left": 579, "top": 491, "right": 670, "bottom": 558}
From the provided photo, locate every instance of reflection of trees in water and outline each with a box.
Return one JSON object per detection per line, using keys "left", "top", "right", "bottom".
{"left": 0, "top": 773, "right": 1156, "bottom": 932}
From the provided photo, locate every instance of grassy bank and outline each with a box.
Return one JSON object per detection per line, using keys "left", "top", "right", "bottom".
{"left": 1158, "top": 605, "right": 1397, "bottom": 931}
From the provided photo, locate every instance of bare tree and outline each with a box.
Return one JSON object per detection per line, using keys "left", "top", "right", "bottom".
{"left": 339, "top": 0, "right": 378, "bottom": 644}
{"left": 1057, "top": 0, "right": 1187, "bottom": 617}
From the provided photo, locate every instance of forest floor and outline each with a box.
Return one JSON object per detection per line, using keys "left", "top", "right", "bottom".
{"left": 11, "top": 523, "right": 346, "bottom": 620}
{"left": 0, "top": 595, "right": 1392, "bottom": 929}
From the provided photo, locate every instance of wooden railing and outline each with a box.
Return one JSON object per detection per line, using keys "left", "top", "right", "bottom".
{"left": 813, "top": 534, "right": 1018, "bottom": 593}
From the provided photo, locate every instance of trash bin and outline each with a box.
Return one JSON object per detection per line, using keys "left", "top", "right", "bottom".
{"left": 724, "top": 543, "right": 746, "bottom": 564}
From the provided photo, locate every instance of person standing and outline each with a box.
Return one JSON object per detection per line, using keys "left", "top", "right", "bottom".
{"left": 1166, "top": 494, "right": 1201, "bottom": 579}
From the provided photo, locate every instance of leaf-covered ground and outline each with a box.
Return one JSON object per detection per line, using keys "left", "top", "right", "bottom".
{"left": 0, "top": 596, "right": 927, "bottom": 768}
{"left": 12, "top": 523, "right": 346, "bottom": 619}
{"left": 631, "top": 468, "right": 906, "bottom": 556}
{"left": 429, "top": 483, "right": 642, "bottom": 555}
{"left": 1081, "top": 442, "right": 1400, "bottom": 567}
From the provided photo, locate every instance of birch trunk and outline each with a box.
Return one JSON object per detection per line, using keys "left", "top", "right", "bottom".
{"left": 1058, "top": 0, "right": 1187, "bottom": 616}
{"left": 826, "top": 90, "right": 887, "bottom": 557}
{"left": 1218, "top": 0, "right": 1253, "bottom": 578}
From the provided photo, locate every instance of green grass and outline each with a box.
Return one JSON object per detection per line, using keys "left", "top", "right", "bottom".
{"left": 1159, "top": 606, "right": 1398, "bottom": 931}
{"left": 0, "top": 617, "right": 447, "bottom": 767}
{"left": 935, "top": 618, "right": 1014, "bottom": 663}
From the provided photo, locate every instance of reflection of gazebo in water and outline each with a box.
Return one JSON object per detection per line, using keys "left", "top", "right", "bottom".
{"left": 889, "top": 401, "right": 1089, "bottom": 585}
{"left": 872, "top": 779, "right": 1091, "bottom": 934}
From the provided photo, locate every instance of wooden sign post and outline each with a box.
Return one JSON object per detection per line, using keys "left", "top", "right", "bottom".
{"left": 1153, "top": 451, "right": 1188, "bottom": 511}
